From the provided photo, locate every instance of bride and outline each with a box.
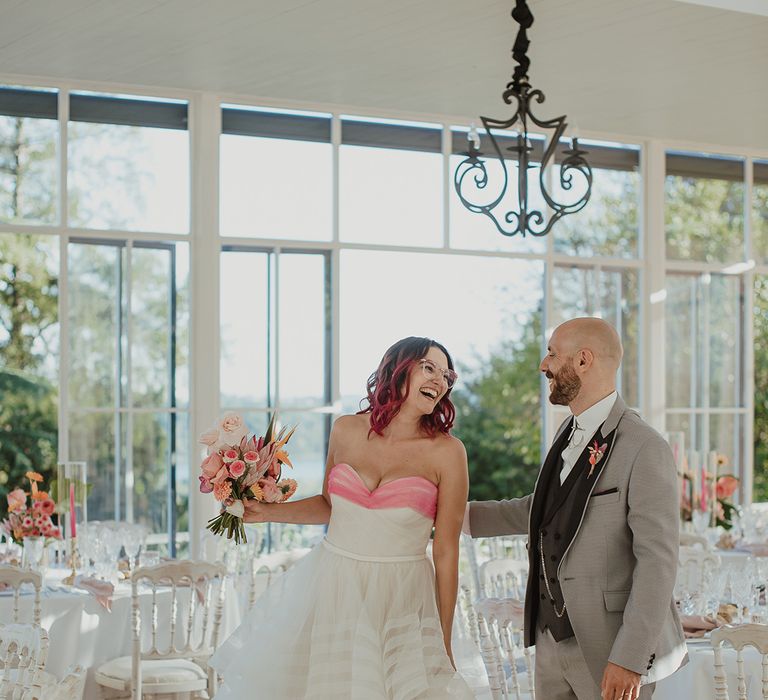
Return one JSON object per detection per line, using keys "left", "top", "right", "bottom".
{"left": 209, "top": 336, "right": 475, "bottom": 699}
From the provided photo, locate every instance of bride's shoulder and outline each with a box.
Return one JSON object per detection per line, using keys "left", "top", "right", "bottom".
{"left": 332, "top": 413, "right": 369, "bottom": 436}
{"left": 432, "top": 433, "right": 467, "bottom": 464}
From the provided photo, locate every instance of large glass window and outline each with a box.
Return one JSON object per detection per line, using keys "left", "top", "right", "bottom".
{"left": 0, "top": 87, "right": 58, "bottom": 225}
{"left": 665, "top": 272, "right": 744, "bottom": 481}
{"left": 552, "top": 141, "right": 640, "bottom": 259}
{"left": 0, "top": 232, "right": 59, "bottom": 497}
{"left": 754, "top": 161, "right": 768, "bottom": 264}
{"left": 340, "top": 118, "right": 443, "bottom": 247}
{"left": 665, "top": 152, "right": 745, "bottom": 263}
{"left": 66, "top": 239, "right": 190, "bottom": 550}
{"left": 754, "top": 275, "right": 768, "bottom": 501}
{"left": 68, "top": 93, "right": 189, "bottom": 233}
{"left": 220, "top": 106, "right": 333, "bottom": 240}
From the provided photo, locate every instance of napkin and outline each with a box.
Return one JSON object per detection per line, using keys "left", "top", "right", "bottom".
{"left": 74, "top": 575, "right": 115, "bottom": 612}
{"left": 680, "top": 603, "right": 738, "bottom": 638}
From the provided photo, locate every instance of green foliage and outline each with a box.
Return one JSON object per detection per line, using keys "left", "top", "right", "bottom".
{"left": 753, "top": 277, "right": 768, "bottom": 502}
{"left": 452, "top": 310, "right": 543, "bottom": 501}
{"left": 0, "top": 368, "right": 57, "bottom": 497}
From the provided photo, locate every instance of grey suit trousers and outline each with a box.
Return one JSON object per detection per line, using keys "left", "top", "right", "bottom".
{"left": 536, "top": 629, "right": 655, "bottom": 700}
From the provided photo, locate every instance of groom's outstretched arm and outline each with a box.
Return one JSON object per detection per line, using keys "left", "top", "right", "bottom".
{"left": 467, "top": 494, "right": 533, "bottom": 538}
{"left": 608, "top": 433, "right": 679, "bottom": 675}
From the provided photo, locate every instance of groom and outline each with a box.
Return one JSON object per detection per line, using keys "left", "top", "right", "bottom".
{"left": 466, "top": 318, "right": 687, "bottom": 700}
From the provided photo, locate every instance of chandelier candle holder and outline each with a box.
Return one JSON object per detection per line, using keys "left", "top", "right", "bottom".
{"left": 56, "top": 462, "right": 87, "bottom": 584}
{"left": 454, "top": 0, "right": 592, "bottom": 237}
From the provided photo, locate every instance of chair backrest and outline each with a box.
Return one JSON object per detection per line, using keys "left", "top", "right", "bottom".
{"left": 37, "top": 665, "right": 85, "bottom": 700}
{"left": 677, "top": 546, "right": 721, "bottom": 594}
{"left": 479, "top": 558, "right": 529, "bottom": 600}
{"left": 131, "top": 559, "right": 227, "bottom": 664}
{"left": 0, "top": 566, "right": 42, "bottom": 626}
{"left": 679, "top": 532, "right": 709, "bottom": 549}
{"left": 711, "top": 623, "right": 768, "bottom": 700}
{"left": 0, "top": 623, "right": 49, "bottom": 699}
{"left": 473, "top": 598, "right": 534, "bottom": 700}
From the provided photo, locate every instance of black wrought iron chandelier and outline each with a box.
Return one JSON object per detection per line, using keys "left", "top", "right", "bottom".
{"left": 454, "top": 0, "right": 592, "bottom": 237}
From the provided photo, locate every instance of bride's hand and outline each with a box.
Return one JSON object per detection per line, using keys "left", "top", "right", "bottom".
{"left": 243, "top": 500, "right": 270, "bottom": 523}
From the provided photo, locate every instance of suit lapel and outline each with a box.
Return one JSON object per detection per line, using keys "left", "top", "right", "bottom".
{"left": 530, "top": 417, "right": 573, "bottom": 533}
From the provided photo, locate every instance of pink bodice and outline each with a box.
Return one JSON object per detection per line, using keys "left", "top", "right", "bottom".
{"left": 328, "top": 462, "right": 438, "bottom": 521}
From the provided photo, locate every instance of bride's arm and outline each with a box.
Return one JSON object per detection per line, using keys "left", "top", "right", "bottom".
{"left": 432, "top": 437, "right": 470, "bottom": 668}
{"left": 243, "top": 416, "right": 349, "bottom": 525}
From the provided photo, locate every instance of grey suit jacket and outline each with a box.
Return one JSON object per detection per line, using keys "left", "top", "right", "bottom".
{"left": 469, "top": 395, "right": 687, "bottom": 686}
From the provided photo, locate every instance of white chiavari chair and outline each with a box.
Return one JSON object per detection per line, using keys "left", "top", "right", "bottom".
{"left": 479, "top": 558, "right": 528, "bottom": 601}
{"left": 473, "top": 599, "right": 533, "bottom": 700}
{"left": 679, "top": 532, "right": 710, "bottom": 549}
{"left": 94, "top": 560, "right": 227, "bottom": 700}
{"left": 0, "top": 567, "right": 42, "bottom": 626}
{"left": 677, "top": 546, "right": 721, "bottom": 595}
{"left": 0, "top": 623, "right": 48, "bottom": 700}
{"left": 711, "top": 623, "right": 768, "bottom": 700}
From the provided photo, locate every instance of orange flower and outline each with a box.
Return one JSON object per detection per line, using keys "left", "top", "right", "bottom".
{"left": 275, "top": 449, "right": 292, "bottom": 468}
{"left": 31, "top": 490, "right": 49, "bottom": 501}
{"left": 250, "top": 483, "right": 265, "bottom": 501}
{"left": 213, "top": 480, "right": 232, "bottom": 502}
{"left": 25, "top": 472, "right": 43, "bottom": 482}
{"left": 278, "top": 479, "right": 298, "bottom": 502}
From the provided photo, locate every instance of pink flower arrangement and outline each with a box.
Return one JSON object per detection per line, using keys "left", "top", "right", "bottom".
{"left": 199, "top": 412, "right": 298, "bottom": 544}
{"left": 2, "top": 472, "right": 62, "bottom": 544}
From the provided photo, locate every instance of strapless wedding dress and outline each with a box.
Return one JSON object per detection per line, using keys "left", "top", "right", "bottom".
{"left": 210, "top": 462, "right": 477, "bottom": 699}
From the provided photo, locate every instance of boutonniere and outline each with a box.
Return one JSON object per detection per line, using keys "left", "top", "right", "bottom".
{"left": 587, "top": 440, "right": 608, "bottom": 478}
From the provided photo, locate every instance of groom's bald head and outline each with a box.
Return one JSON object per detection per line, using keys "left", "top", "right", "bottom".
{"left": 554, "top": 318, "right": 623, "bottom": 373}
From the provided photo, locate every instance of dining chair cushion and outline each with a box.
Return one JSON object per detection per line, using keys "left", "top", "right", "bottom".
{"left": 95, "top": 656, "right": 208, "bottom": 692}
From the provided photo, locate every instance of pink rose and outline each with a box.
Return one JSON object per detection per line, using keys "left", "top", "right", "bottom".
{"left": 219, "top": 413, "right": 249, "bottom": 445}
{"left": 243, "top": 451, "right": 259, "bottom": 464}
{"left": 228, "top": 460, "right": 246, "bottom": 478}
{"left": 257, "top": 478, "right": 283, "bottom": 503}
{"left": 39, "top": 499, "right": 55, "bottom": 517}
{"left": 717, "top": 476, "right": 739, "bottom": 499}
{"left": 222, "top": 449, "right": 239, "bottom": 464}
{"left": 210, "top": 466, "right": 230, "bottom": 485}
{"left": 201, "top": 452, "right": 224, "bottom": 478}
{"left": 199, "top": 475, "right": 214, "bottom": 493}
{"left": 7, "top": 489, "right": 26, "bottom": 512}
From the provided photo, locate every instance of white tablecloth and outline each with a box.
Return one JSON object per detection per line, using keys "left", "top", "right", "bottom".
{"left": 655, "top": 639, "right": 764, "bottom": 700}
{"left": 0, "top": 569, "right": 240, "bottom": 700}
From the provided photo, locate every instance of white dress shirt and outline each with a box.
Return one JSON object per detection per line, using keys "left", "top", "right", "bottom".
{"left": 559, "top": 391, "right": 617, "bottom": 484}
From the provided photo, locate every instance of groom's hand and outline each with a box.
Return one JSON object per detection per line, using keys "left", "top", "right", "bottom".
{"left": 601, "top": 662, "right": 641, "bottom": 700}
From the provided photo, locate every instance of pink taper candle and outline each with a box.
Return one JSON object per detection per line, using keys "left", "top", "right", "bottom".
{"left": 69, "top": 482, "right": 76, "bottom": 539}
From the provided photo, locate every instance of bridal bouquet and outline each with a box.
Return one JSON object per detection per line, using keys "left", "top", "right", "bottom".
{"left": 199, "top": 412, "right": 298, "bottom": 544}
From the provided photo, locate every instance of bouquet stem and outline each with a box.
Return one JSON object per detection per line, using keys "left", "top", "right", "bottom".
{"left": 207, "top": 512, "right": 247, "bottom": 544}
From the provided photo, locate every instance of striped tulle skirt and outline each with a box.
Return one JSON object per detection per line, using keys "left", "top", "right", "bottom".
{"left": 209, "top": 540, "right": 476, "bottom": 699}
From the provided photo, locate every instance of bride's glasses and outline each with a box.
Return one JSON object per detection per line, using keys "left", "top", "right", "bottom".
{"left": 418, "top": 359, "right": 458, "bottom": 389}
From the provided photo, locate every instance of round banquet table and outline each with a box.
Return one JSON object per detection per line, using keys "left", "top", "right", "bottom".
{"left": 0, "top": 568, "right": 240, "bottom": 700}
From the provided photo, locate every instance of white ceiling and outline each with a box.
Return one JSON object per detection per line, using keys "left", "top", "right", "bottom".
{"left": 1, "top": 0, "right": 766, "bottom": 150}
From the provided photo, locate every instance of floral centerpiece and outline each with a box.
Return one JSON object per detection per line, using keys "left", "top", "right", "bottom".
{"left": 2, "top": 471, "right": 62, "bottom": 544}
{"left": 199, "top": 412, "right": 298, "bottom": 544}
{"left": 679, "top": 453, "right": 739, "bottom": 530}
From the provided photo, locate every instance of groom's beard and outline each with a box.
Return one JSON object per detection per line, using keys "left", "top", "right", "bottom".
{"left": 546, "top": 363, "right": 581, "bottom": 405}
